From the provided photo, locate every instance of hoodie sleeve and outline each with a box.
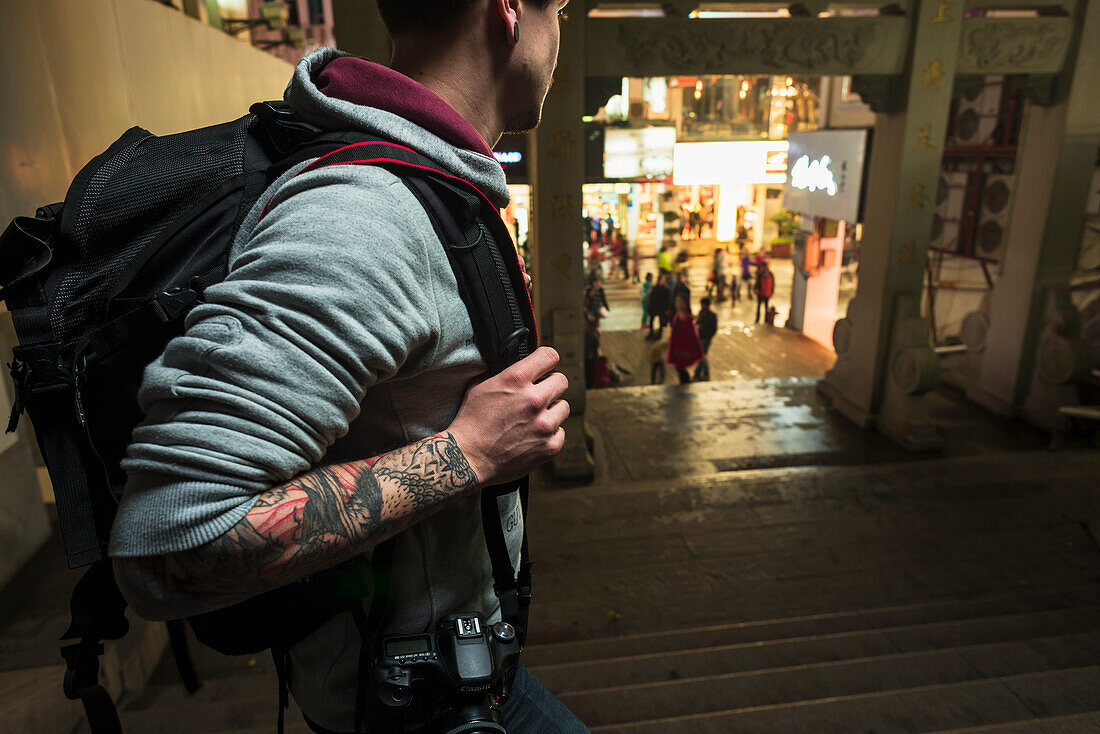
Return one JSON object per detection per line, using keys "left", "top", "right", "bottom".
{"left": 109, "top": 164, "right": 442, "bottom": 557}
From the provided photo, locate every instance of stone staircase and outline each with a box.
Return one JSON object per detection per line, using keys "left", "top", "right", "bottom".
{"left": 64, "top": 444, "right": 1100, "bottom": 734}
{"left": 524, "top": 587, "right": 1100, "bottom": 732}
{"left": 69, "top": 583, "right": 1100, "bottom": 733}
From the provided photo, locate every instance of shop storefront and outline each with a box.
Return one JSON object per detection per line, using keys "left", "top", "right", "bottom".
{"left": 782, "top": 129, "right": 870, "bottom": 349}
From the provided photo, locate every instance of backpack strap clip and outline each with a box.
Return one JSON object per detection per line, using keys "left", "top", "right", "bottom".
{"left": 13, "top": 342, "right": 79, "bottom": 413}
{"left": 499, "top": 327, "right": 530, "bottom": 363}
{"left": 151, "top": 285, "right": 201, "bottom": 323}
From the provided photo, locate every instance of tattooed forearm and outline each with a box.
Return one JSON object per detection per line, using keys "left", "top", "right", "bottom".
{"left": 117, "top": 432, "right": 480, "bottom": 620}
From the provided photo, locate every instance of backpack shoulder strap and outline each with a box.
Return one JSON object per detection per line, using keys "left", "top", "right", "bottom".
{"left": 269, "top": 139, "right": 538, "bottom": 372}
{"left": 285, "top": 147, "right": 539, "bottom": 646}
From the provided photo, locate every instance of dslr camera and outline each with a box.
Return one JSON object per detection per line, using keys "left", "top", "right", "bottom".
{"left": 372, "top": 612, "right": 522, "bottom": 734}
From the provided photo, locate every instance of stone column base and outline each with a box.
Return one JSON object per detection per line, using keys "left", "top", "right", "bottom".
{"left": 551, "top": 414, "right": 594, "bottom": 480}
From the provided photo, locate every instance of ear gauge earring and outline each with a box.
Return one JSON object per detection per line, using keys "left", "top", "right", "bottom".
{"left": 513, "top": 21, "right": 519, "bottom": 43}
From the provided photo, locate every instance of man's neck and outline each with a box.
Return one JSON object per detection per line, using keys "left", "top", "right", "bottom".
{"left": 391, "top": 43, "right": 503, "bottom": 149}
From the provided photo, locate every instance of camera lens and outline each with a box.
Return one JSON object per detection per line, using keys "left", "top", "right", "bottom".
{"left": 440, "top": 723, "right": 505, "bottom": 734}
{"left": 436, "top": 699, "right": 506, "bottom": 734}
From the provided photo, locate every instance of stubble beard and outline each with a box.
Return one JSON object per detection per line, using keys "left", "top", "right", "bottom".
{"left": 502, "top": 67, "right": 554, "bottom": 134}
{"left": 503, "top": 107, "right": 543, "bottom": 134}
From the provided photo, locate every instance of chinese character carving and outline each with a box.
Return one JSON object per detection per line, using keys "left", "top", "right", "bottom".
{"left": 921, "top": 59, "right": 945, "bottom": 91}
{"left": 550, "top": 194, "right": 573, "bottom": 220}
{"left": 550, "top": 132, "right": 575, "bottom": 158}
{"left": 554, "top": 253, "right": 573, "bottom": 281}
{"left": 898, "top": 240, "right": 918, "bottom": 264}
{"left": 931, "top": 0, "right": 953, "bottom": 24}
{"left": 908, "top": 184, "right": 928, "bottom": 209}
{"left": 915, "top": 124, "right": 936, "bottom": 151}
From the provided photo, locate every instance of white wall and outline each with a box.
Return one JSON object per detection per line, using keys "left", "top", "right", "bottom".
{"left": 0, "top": 0, "right": 294, "bottom": 224}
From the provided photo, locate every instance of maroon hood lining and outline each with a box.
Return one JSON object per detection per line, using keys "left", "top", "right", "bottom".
{"left": 315, "top": 56, "right": 496, "bottom": 159}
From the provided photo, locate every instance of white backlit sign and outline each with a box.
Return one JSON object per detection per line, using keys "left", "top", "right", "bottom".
{"left": 790, "top": 155, "right": 838, "bottom": 196}
{"left": 672, "top": 141, "right": 789, "bottom": 186}
{"left": 494, "top": 151, "right": 523, "bottom": 164}
{"left": 784, "top": 130, "right": 869, "bottom": 223}
{"left": 604, "top": 127, "right": 677, "bottom": 179}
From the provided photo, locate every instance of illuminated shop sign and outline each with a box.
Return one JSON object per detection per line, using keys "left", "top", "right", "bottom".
{"left": 672, "top": 141, "right": 790, "bottom": 185}
{"left": 784, "top": 130, "right": 869, "bottom": 223}
{"left": 790, "top": 155, "right": 838, "bottom": 196}
{"left": 604, "top": 127, "right": 677, "bottom": 179}
{"left": 493, "top": 136, "right": 529, "bottom": 183}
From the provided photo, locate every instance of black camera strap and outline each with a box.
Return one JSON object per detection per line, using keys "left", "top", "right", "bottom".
{"left": 481, "top": 478, "right": 532, "bottom": 646}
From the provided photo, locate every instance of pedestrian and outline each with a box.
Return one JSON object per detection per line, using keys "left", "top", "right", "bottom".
{"left": 714, "top": 246, "right": 731, "bottom": 303}
{"left": 673, "top": 270, "right": 691, "bottom": 308}
{"left": 584, "top": 317, "right": 600, "bottom": 389}
{"left": 646, "top": 272, "right": 671, "bottom": 340}
{"left": 755, "top": 260, "right": 776, "bottom": 324}
{"left": 648, "top": 333, "right": 668, "bottom": 384}
{"left": 740, "top": 248, "right": 753, "bottom": 300}
{"left": 657, "top": 241, "right": 673, "bottom": 275}
{"left": 667, "top": 294, "right": 705, "bottom": 384}
{"left": 693, "top": 297, "right": 718, "bottom": 381}
{"left": 616, "top": 231, "right": 630, "bottom": 281}
{"left": 108, "top": 4, "right": 584, "bottom": 734}
{"left": 640, "top": 272, "right": 654, "bottom": 328}
{"left": 584, "top": 275, "right": 609, "bottom": 327}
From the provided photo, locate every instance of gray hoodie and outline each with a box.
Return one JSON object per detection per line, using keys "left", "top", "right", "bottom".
{"left": 109, "top": 48, "right": 524, "bottom": 730}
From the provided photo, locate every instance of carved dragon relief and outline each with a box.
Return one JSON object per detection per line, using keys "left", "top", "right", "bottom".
{"left": 962, "top": 21, "right": 1070, "bottom": 73}
{"left": 611, "top": 20, "right": 886, "bottom": 76}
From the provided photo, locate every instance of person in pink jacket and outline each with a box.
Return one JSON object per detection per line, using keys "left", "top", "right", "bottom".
{"left": 667, "top": 295, "right": 705, "bottom": 384}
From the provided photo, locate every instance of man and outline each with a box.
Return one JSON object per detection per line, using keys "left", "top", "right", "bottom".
{"left": 673, "top": 270, "right": 691, "bottom": 308}
{"left": 693, "top": 297, "right": 717, "bottom": 381}
{"left": 584, "top": 275, "right": 609, "bottom": 328}
{"left": 109, "top": 2, "right": 585, "bottom": 733}
{"left": 755, "top": 260, "right": 776, "bottom": 325}
{"left": 714, "top": 246, "right": 730, "bottom": 303}
{"left": 656, "top": 241, "right": 673, "bottom": 274}
{"left": 646, "top": 272, "right": 672, "bottom": 340}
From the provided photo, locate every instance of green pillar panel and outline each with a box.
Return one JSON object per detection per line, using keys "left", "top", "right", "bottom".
{"left": 885, "top": 0, "right": 965, "bottom": 299}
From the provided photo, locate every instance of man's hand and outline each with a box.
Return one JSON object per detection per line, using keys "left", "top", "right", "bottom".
{"left": 448, "top": 347, "right": 569, "bottom": 487}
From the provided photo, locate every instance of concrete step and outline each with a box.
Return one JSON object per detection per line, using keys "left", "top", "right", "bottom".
{"left": 111, "top": 607, "right": 1100, "bottom": 733}
{"left": 530, "top": 606, "right": 1100, "bottom": 692}
{"left": 931, "top": 711, "right": 1100, "bottom": 732}
{"left": 586, "top": 665, "right": 1100, "bottom": 733}
{"left": 524, "top": 585, "right": 1100, "bottom": 666}
{"left": 556, "top": 631, "right": 1100, "bottom": 726}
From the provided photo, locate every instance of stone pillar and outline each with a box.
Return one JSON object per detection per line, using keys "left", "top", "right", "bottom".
{"left": 969, "top": 0, "right": 1100, "bottom": 429}
{"left": 530, "top": 1, "right": 594, "bottom": 479}
{"left": 819, "top": 0, "right": 965, "bottom": 450}
{"left": 330, "top": 0, "right": 391, "bottom": 63}
{"left": 0, "top": 328, "right": 50, "bottom": 590}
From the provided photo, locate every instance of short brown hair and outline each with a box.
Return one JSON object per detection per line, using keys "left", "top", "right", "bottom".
{"left": 376, "top": 0, "right": 555, "bottom": 36}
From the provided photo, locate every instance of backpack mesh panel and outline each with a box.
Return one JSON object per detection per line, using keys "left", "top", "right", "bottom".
{"left": 53, "top": 117, "right": 252, "bottom": 343}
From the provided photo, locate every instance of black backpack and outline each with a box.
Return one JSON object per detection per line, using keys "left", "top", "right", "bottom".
{"left": 0, "top": 101, "right": 536, "bottom": 734}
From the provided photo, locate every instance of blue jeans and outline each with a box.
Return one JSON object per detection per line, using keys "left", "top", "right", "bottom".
{"left": 303, "top": 664, "right": 589, "bottom": 733}
{"left": 502, "top": 664, "right": 591, "bottom": 733}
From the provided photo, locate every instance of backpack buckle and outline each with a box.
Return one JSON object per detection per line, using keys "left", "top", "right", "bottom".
{"left": 151, "top": 287, "right": 200, "bottom": 323}
{"left": 10, "top": 343, "right": 88, "bottom": 427}
{"left": 498, "top": 327, "right": 529, "bottom": 363}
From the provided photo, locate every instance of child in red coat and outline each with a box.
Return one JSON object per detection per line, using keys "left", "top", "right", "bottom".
{"left": 667, "top": 295, "right": 705, "bottom": 384}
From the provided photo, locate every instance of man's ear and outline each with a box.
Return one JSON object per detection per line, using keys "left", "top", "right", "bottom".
{"left": 493, "top": 0, "right": 521, "bottom": 44}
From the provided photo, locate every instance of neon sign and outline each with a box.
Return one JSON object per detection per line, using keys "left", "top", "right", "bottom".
{"left": 494, "top": 151, "right": 523, "bottom": 164}
{"left": 790, "top": 155, "right": 838, "bottom": 196}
